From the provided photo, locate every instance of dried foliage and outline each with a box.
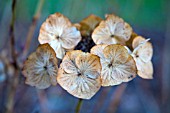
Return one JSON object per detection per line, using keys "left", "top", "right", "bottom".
{"left": 22, "top": 12, "right": 154, "bottom": 98}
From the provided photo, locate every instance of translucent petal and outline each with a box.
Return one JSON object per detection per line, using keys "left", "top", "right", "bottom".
{"left": 22, "top": 44, "right": 58, "bottom": 89}
{"left": 102, "top": 44, "right": 137, "bottom": 82}
{"left": 92, "top": 14, "right": 132, "bottom": 45}
{"left": 57, "top": 51, "right": 101, "bottom": 99}
{"left": 60, "top": 27, "right": 81, "bottom": 49}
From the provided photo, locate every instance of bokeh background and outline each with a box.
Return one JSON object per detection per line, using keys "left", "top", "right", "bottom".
{"left": 0, "top": 0, "right": 170, "bottom": 113}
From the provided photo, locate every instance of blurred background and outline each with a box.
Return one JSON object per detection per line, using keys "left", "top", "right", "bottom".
{"left": 0, "top": 0, "right": 170, "bottom": 113}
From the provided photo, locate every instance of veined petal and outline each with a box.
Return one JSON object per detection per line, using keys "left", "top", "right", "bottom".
{"left": 61, "top": 50, "right": 82, "bottom": 74}
{"left": 22, "top": 44, "right": 58, "bottom": 89}
{"left": 90, "top": 44, "right": 108, "bottom": 60}
{"left": 92, "top": 14, "right": 132, "bottom": 45}
{"left": 57, "top": 51, "right": 101, "bottom": 99}
{"left": 60, "top": 27, "right": 81, "bottom": 49}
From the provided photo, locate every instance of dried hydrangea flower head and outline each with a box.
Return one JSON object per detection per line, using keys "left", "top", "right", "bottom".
{"left": 38, "top": 13, "right": 82, "bottom": 59}
{"left": 132, "top": 36, "right": 153, "bottom": 79}
{"left": 92, "top": 14, "right": 132, "bottom": 45}
{"left": 91, "top": 44, "right": 137, "bottom": 86}
{"left": 22, "top": 44, "right": 58, "bottom": 89}
{"left": 79, "top": 14, "right": 102, "bottom": 36}
{"left": 57, "top": 50, "right": 101, "bottom": 99}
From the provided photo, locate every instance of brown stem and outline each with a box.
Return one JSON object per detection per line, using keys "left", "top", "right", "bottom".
{"left": 5, "top": 70, "right": 19, "bottom": 113}
{"left": 22, "top": 0, "right": 45, "bottom": 60}
{"left": 10, "top": 0, "right": 17, "bottom": 68}
{"left": 75, "top": 98, "right": 83, "bottom": 113}
{"left": 5, "top": 0, "right": 19, "bottom": 113}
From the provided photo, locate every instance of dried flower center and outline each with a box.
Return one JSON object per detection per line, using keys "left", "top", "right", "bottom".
{"left": 43, "top": 66, "right": 48, "bottom": 70}
{"left": 110, "top": 34, "right": 115, "bottom": 38}
{"left": 77, "top": 73, "right": 81, "bottom": 76}
{"left": 56, "top": 36, "right": 60, "bottom": 39}
{"left": 108, "top": 63, "right": 112, "bottom": 68}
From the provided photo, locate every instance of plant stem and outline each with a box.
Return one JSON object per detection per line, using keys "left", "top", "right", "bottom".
{"left": 22, "top": 0, "right": 44, "bottom": 60}
{"left": 5, "top": 0, "right": 19, "bottom": 113}
{"left": 75, "top": 98, "right": 83, "bottom": 113}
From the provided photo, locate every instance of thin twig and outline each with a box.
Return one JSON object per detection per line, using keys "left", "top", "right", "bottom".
{"left": 5, "top": 0, "right": 19, "bottom": 113}
{"left": 75, "top": 98, "right": 83, "bottom": 113}
{"left": 22, "top": 0, "right": 45, "bottom": 60}
{"left": 10, "top": 0, "right": 17, "bottom": 68}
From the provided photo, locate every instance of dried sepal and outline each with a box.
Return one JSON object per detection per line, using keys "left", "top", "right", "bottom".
{"left": 57, "top": 50, "right": 101, "bottom": 99}
{"left": 91, "top": 44, "right": 137, "bottom": 86}
{"left": 90, "top": 44, "right": 108, "bottom": 59}
{"left": 134, "top": 58, "right": 153, "bottom": 79}
{"left": 22, "top": 44, "right": 58, "bottom": 89}
{"left": 132, "top": 36, "right": 153, "bottom": 79}
{"left": 132, "top": 36, "right": 153, "bottom": 62}
{"left": 92, "top": 14, "right": 132, "bottom": 45}
{"left": 79, "top": 14, "right": 102, "bottom": 36}
{"left": 38, "top": 12, "right": 82, "bottom": 59}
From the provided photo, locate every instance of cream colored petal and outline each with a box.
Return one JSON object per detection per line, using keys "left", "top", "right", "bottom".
{"left": 48, "top": 13, "right": 72, "bottom": 29}
{"left": 38, "top": 13, "right": 80, "bottom": 59}
{"left": 103, "top": 44, "right": 129, "bottom": 63}
{"left": 92, "top": 21, "right": 117, "bottom": 45}
{"left": 132, "top": 36, "right": 145, "bottom": 49}
{"left": 102, "top": 44, "right": 137, "bottom": 82}
{"left": 132, "top": 36, "right": 153, "bottom": 62}
{"left": 57, "top": 67, "right": 101, "bottom": 99}
{"left": 22, "top": 44, "right": 58, "bottom": 89}
{"left": 138, "top": 61, "right": 153, "bottom": 79}
{"left": 38, "top": 24, "right": 56, "bottom": 44}
{"left": 57, "top": 67, "right": 78, "bottom": 90}
{"left": 112, "top": 56, "right": 137, "bottom": 82}
{"left": 61, "top": 50, "right": 82, "bottom": 74}
{"left": 134, "top": 57, "right": 153, "bottom": 79}
{"left": 60, "top": 27, "right": 81, "bottom": 49}
{"left": 105, "top": 15, "right": 132, "bottom": 44}
{"left": 137, "top": 43, "right": 153, "bottom": 62}
{"left": 38, "top": 13, "right": 72, "bottom": 44}
{"left": 101, "top": 63, "right": 122, "bottom": 86}
{"left": 90, "top": 44, "right": 108, "bottom": 60}
{"left": 49, "top": 41, "right": 65, "bottom": 59}
{"left": 75, "top": 53, "right": 101, "bottom": 74}
{"left": 92, "top": 14, "right": 132, "bottom": 45}
{"left": 57, "top": 51, "right": 101, "bottom": 99}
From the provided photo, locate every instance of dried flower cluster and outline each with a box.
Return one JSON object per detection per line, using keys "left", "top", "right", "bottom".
{"left": 22, "top": 12, "right": 153, "bottom": 99}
